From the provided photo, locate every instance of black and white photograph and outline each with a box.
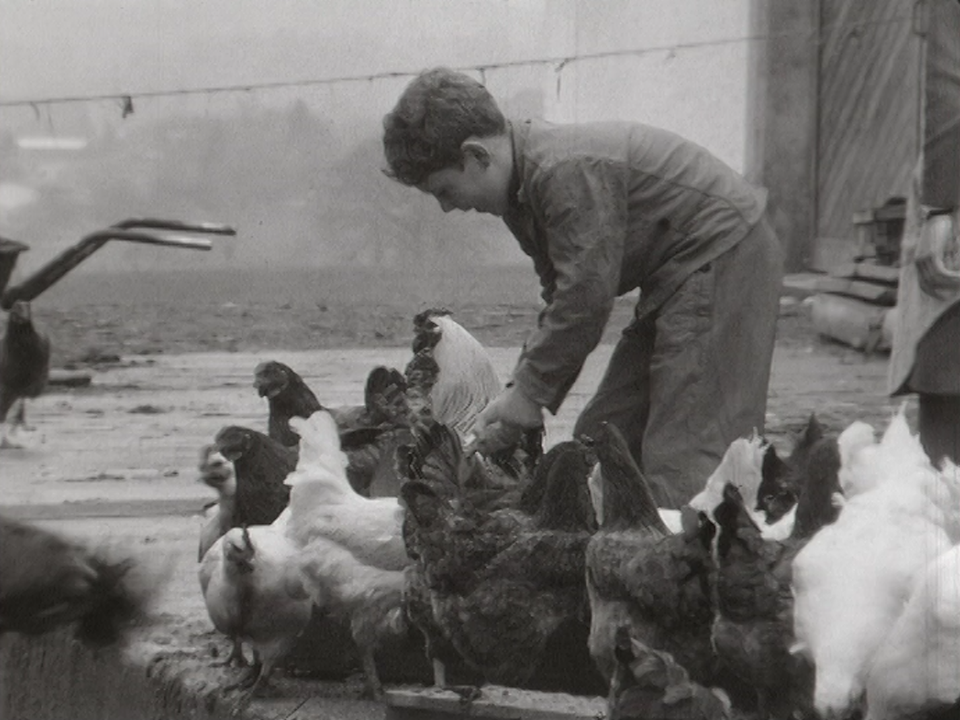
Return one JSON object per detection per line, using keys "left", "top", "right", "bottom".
{"left": 1, "top": 1, "right": 958, "bottom": 718}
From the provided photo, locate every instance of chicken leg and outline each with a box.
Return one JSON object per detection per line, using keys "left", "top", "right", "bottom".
{"left": 11, "top": 398, "right": 34, "bottom": 431}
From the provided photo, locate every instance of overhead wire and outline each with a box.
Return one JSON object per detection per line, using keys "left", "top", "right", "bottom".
{"left": 0, "top": 12, "right": 913, "bottom": 110}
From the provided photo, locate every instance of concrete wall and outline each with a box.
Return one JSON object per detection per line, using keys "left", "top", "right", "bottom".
{"left": 539, "top": 0, "right": 752, "bottom": 174}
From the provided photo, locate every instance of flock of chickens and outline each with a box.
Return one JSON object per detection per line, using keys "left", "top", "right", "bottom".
{"left": 190, "top": 309, "right": 960, "bottom": 720}
{"left": 0, "top": 305, "right": 958, "bottom": 720}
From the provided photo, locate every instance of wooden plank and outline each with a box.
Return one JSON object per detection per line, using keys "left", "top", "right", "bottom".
{"left": 48, "top": 369, "right": 93, "bottom": 387}
{"left": 814, "top": 0, "right": 920, "bottom": 265}
{"left": 384, "top": 687, "right": 605, "bottom": 720}
{"left": 829, "top": 262, "right": 901, "bottom": 285}
{"left": 814, "top": 277, "right": 898, "bottom": 305}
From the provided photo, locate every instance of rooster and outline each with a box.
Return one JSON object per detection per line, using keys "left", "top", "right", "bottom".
{"left": 585, "top": 422, "right": 718, "bottom": 686}
{"left": 0, "top": 301, "right": 51, "bottom": 449}
{"left": 0, "top": 515, "right": 157, "bottom": 646}
{"left": 791, "top": 408, "right": 958, "bottom": 718}
{"left": 609, "top": 626, "right": 731, "bottom": 720}
{"left": 405, "top": 309, "right": 501, "bottom": 438}
{"left": 214, "top": 426, "right": 296, "bottom": 527}
{"left": 199, "top": 525, "right": 312, "bottom": 701}
{"left": 399, "top": 434, "right": 597, "bottom": 688}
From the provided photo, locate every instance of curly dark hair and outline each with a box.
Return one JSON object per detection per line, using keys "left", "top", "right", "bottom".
{"left": 382, "top": 67, "right": 507, "bottom": 186}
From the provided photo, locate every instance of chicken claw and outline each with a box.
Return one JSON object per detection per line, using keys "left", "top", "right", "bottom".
{"left": 211, "top": 639, "right": 248, "bottom": 668}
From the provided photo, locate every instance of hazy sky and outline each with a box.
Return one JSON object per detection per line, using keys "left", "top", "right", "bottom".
{"left": 1, "top": 0, "right": 752, "bottom": 166}
{"left": 0, "top": 0, "right": 549, "bottom": 101}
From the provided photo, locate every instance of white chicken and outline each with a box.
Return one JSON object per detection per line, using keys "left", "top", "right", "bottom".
{"left": 685, "top": 434, "right": 798, "bottom": 539}
{"left": 283, "top": 411, "right": 410, "bottom": 697}
{"left": 791, "top": 408, "right": 958, "bottom": 718}
{"left": 198, "top": 525, "right": 312, "bottom": 699}
{"left": 297, "top": 535, "right": 407, "bottom": 699}
{"left": 281, "top": 412, "right": 407, "bottom": 569}
{"left": 864, "top": 543, "right": 960, "bottom": 720}
{"left": 197, "top": 445, "right": 237, "bottom": 561}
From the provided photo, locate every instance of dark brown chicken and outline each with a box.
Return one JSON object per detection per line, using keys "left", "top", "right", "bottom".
{"left": 711, "top": 444, "right": 842, "bottom": 720}
{"left": 756, "top": 415, "right": 831, "bottom": 525}
{"left": 253, "top": 360, "right": 409, "bottom": 496}
{"left": 214, "top": 426, "right": 297, "bottom": 527}
{"left": 712, "top": 483, "right": 816, "bottom": 720}
{"left": 253, "top": 360, "right": 324, "bottom": 447}
{"left": 609, "top": 626, "right": 730, "bottom": 720}
{"left": 399, "top": 426, "right": 597, "bottom": 688}
{"left": 0, "top": 301, "right": 51, "bottom": 448}
{"left": 0, "top": 515, "right": 154, "bottom": 646}
{"left": 585, "top": 422, "right": 718, "bottom": 686}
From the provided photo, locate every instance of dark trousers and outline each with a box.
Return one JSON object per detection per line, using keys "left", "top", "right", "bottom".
{"left": 574, "top": 218, "right": 784, "bottom": 508}
{"left": 919, "top": 394, "right": 960, "bottom": 466}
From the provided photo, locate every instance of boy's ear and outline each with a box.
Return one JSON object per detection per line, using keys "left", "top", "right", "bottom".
{"left": 461, "top": 139, "right": 492, "bottom": 168}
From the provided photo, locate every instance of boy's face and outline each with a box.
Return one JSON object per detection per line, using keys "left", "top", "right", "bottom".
{"left": 417, "top": 148, "right": 509, "bottom": 217}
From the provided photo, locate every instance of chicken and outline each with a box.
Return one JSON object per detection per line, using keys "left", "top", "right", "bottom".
{"left": 405, "top": 309, "right": 501, "bottom": 438}
{"left": 274, "top": 410, "right": 409, "bottom": 695}
{"left": 0, "top": 301, "right": 51, "bottom": 449}
{"left": 399, "top": 434, "right": 597, "bottom": 687}
{"left": 394, "top": 418, "right": 538, "bottom": 688}
{"left": 197, "top": 444, "right": 237, "bottom": 561}
{"left": 297, "top": 535, "right": 407, "bottom": 698}
{"left": 0, "top": 515, "right": 156, "bottom": 646}
{"left": 214, "top": 426, "right": 296, "bottom": 528}
{"left": 199, "top": 525, "right": 312, "bottom": 700}
{"left": 609, "top": 627, "right": 730, "bottom": 720}
{"left": 281, "top": 412, "right": 407, "bottom": 567}
{"left": 253, "top": 360, "right": 324, "bottom": 447}
{"left": 688, "top": 434, "right": 796, "bottom": 541}
{"left": 255, "top": 360, "right": 410, "bottom": 496}
{"left": 585, "top": 422, "right": 718, "bottom": 686}
{"left": 791, "top": 408, "right": 957, "bottom": 718}
{"left": 754, "top": 416, "right": 834, "bottom": 532}
{"left": 711, "top": 483, "right": 817, "bottom": 719}
{"left": 865, "top": 543, "right": 960, "bottom": 720}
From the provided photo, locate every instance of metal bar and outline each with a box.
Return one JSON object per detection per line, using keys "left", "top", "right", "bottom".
{"left": 1, "top": 229, "right": 217, "bottom": 309}
{"left": 111, "top": 218, "right": 237, "bottom": 236}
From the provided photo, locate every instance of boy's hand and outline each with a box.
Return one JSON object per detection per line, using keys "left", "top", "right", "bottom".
{"left": 468, "top": 385, "right": 544, "bottom": 456}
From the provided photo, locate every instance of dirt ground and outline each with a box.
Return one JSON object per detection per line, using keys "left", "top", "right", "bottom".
{"left": 0, "top": 292, "right": 910, "bottom": 717}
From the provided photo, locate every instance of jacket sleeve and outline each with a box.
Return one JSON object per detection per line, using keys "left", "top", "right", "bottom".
{"left": 512, "top": 158, "right": 628, "bottom": 413}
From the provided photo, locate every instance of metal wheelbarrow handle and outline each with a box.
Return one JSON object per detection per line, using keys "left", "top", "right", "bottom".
{"left": 1, "top": 222, "right": 235, "bottom": 309}
{"left": 111, "top": 218, "right": 237, "bottom": 236}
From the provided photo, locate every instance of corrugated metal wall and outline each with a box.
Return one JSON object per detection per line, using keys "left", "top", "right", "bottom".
{"left": 813, "top": 0, "right": 922, "bottom": 268}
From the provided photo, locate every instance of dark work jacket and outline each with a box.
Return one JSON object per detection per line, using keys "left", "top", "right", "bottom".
{"left": 502, "top": 119, "right": 768, "bottom": 413}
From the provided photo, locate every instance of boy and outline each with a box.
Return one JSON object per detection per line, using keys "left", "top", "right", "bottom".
{"left": 383, "top": 68, "right": 784, "bottom": 507}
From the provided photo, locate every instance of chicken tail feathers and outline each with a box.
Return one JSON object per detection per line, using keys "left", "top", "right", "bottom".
{"left": 72, "top": 554, "right": 153, "bottom": 647}
{"left": 594, "top": 422, "right": 669, "bottom": 533}
{"left": 714, "top": 483, "right": 760, "bottom": 558}
{"left": 0, "top": 518, "right": 168, "bottom": 648}
{"left": 396, "top": 420, "right": 464, "bottom": 496}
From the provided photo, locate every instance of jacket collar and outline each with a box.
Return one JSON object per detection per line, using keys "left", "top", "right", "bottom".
{"left": 508, "top": 119, "right": 532, "bottom": 207}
